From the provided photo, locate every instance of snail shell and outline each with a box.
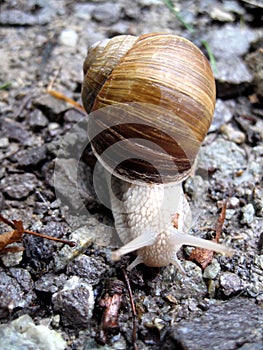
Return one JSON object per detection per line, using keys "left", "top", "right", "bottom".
{"left": 82, "top": 33, "right": 216, "bottom": 185}
{"left": 82, "top": 33, "right": 233, "bottom": 270}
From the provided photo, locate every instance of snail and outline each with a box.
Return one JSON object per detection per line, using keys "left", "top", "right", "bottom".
{"left": 81, "top": 33, "right": 233, "bottom": 272}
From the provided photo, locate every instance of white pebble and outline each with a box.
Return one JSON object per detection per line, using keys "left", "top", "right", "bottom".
{"left": 59, "top": 29, "right": 78, "bottom": 47}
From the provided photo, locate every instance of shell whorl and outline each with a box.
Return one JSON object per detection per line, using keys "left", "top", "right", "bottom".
{"left": 82, "top": 33, "right": 216, "bottom": 185}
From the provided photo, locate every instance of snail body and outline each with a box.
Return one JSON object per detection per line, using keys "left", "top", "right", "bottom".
{"left": 82, "top": 33, "right": 233, "bottom": 271}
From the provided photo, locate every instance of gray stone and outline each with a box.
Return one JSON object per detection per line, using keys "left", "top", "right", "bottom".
{"left": 229, "top": 196, "right": 240, "bottom": 208}
{"left": 59, "top": 29, "right": 78, "bottom": 47}
{"left": 91, "top": 3, "right": 121, "bottom": 25}
{"left": 161, "top": 298, "right": 263, "bottom": 350}
{"left": 0, "top": 9, "right": 38, "bottom": 26}
{"left": 11, "top": 145, "right": 47, "bottom": 168}
{"left": 52, "top": 158, "right": 93, "bottom": 212}
{"left": 209, "top": 99, "right": 233, "bottom": 132}
{"left": 203, "top": 259, "right": 221, "bottom": 279}
{"left": 67, "top": 255, "right": 107, "bottom": 285}
{"left": 33, "top": 95, "right": 69, "bottom": 122}
{"left": 35, "top": 274, "right": 68, "bottom": 294}
{"left": 52, "top": 220, "right": 112, "bottom": 272}
{"left": 0, "top": 137, "right": 9, "bottom": 148}
{"left": 162, "top": 261, "right": 208, "bottom": 300}
{"left": 205, "top": 24, "right": 256, "bottom": 59}
{"left": 0, "top": 268, "right": 35, "bottom": 313}
{"left": 241, "top": 203, "right": 255, "bottom": 226}
{"left": 220, "top": 124, "right": 246, "bottom": 144}
{"left": 52, "top": 276, "right": 94, "bottom": 328}
{"left": 219, "top": 272, "right": 242, "bottom": 296}
{"left": 1, "top": 118, "right": 30, "bottom": 145}
{"left": 0, "top": 314, "right": 66, "bottom": 350}
{"left": 28, "top": 110, "right": 49, "bottom": 129}
{"left": 214, "top": 57, "right": 253, "bottom": 85}
{"left": 1, "top": 173, "right": 38, "bottom": 199}
{"left": 210, "top": 7, "right": 235, "bottom": 22}
{"left": 198, "top": 137, "right": 247, "bottom": 180}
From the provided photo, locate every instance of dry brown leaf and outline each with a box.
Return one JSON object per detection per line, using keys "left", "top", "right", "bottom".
{"left": 189, "top": 201, "right": 227, "bottom": 269}
{"left": 0, "top": 214, "right": 75, "bottom": 255}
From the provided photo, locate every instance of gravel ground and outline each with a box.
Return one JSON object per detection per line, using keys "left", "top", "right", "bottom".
{"left": 0, "top": 1, "right": 263, "bottom": 350}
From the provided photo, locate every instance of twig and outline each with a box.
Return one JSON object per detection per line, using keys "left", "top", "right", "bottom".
{"left": 47, "top": 71, "right": 85, "bottom": 112}
{"left": 0, "top": 214, "right": 75, "bottom": 252}
{"left": 14, "top": 94, "right": 35, "bottom": 119}
{"left": 122, "top": 269, "right": 139, "bottom": 350}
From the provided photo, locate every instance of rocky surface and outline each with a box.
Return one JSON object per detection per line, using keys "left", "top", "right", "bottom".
{"left": 0, "top": 0, "right": 262, "bottom": 349}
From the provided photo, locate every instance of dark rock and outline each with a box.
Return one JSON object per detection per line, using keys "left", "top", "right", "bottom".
{"left": 0, "top": 268, "right": 36, "bottom": 316}
{"left": 246, "top": 48, "right": 263, "bottom": 99}
{"left": 1, "top": 118, "right": 30, "bottom": 145}
{"left": 52, "top": 276, "right": 94, "bottom": 328}
{"left": 64, "top": 109, "right": 85, "bottom": 123}
{"left": 0, "top": 9, "right": 38, "bottom": 26}
{"left": 28, "top": 110, "right": 49, "bottom": 130}
{"left": 53, "top": 159, "right": 93, "bottom": 212}
{"left": 11, "top": 145, "right": 47, "bottom": 168}
{"left": 162, "top": 262, "right": 208, "bottom": 300}
{"left": 9, "top": 268, "right": 34, "bottom": 292}
{"left": 1, "top": 173, "right": 38, "bottom": 199}
{"left": 66, "top": 255, "right": 106, "bottom": 285}
{"left": 0, "top": 0, "right": 63, "bottom": 26}
{"left": 219, "top": 272, "right": 243, "bottom": 296}
{"left": 24, "top": 220, "right": 69, "bottom": 272}
{"left": 0, "top": 192, "right": 4, "bottom": 211}
{"left": 35, "top": 273, "right": 68, "bottom": 294}
{"left": 33, "top": 95, "right": 69, "bottom": 122}
{"left": 161, "top": 298, "right": 263, "bottom": 350}
{"left": 91, "top": 2, "right": 121, "bottom": 25}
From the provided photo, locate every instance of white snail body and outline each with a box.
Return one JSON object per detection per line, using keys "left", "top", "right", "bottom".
{"left": 82, "top": 33, "right": 233, "bottom": 271}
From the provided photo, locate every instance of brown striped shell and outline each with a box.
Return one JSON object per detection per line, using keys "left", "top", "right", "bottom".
{"left": 82, "top": 33, "right": 216, "bottom": 185}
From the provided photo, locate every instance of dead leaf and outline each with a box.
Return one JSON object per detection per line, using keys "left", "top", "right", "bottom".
{"left": 189, "top": 200, "right": 227, "bottom": 269}
{"left": 0, "top": 214, "right": 75, "bottom": 255}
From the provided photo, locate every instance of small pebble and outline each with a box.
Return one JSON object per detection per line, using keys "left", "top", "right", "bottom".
{"left": 0, "top": 314, "right": 66, "bottom": 350}
{"left": 254, "top": 255, "right": 263, "bottom": 270}
{"left": 241, "top": 203, "right": 255, "bottom": 226}
{"left": 254, "top": 199, "right": 263, "bottom": 217}
{"left": 0, "top": 137, "right": 9, "bottom": 148}
{"left": 52, "top": 276, "right": 94, "bottom": 328}
{"left": 67, "top": 255, "right": 107, "bottom": 285}
{"left": 209, "top": 99, "right": 233, "bottom": 132}
{"left": 220, "top": 272, "right": 242, "bottom": 296}
{"left": 1, "top": 250, "right": 23, "bottom": 267}
{"left": 203, "top": 259, "right": 221, "bottom": 279}
{"left": 28, "top": 110, "right": 49, "bottom": 129}
{"left": 225, "top": 208, "right": 236, "bottom": 219}
{"left": 229, "top": 196, "right": 240, "bottom": 208}
{"left": 220, "top": 124, "right": 246, "bottom": 144}
{"left": 48, "top": 122, "right": 60, "bottom": 131}
{"left": 210, "top": 7, "right": 235, "bottom": 22}
{"left": 91, "top": 2, "right": 120, "bottom": 25}
{"left": 1, "top": 173, "right": 38, "bottom": 199}
{"left": 59, "top": 29, "right": 78, "bottom": 47}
